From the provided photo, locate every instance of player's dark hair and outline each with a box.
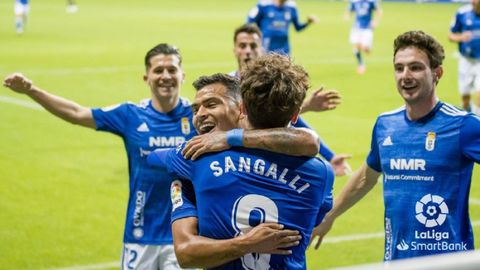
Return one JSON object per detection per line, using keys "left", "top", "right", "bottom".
{"left": 394, "top": 31, "right": 445, "bottom": 69}
{"left": 144, "top": 43, "right": 182, "bottom": 69}
{"left": 241, "top": 53, "right": 309, "bottom": 129}
{"left": 234, "top": 24, "right": 262, "bottom": 43}
{"left": 192, "top": 73, "right": 241, "bottom": 102}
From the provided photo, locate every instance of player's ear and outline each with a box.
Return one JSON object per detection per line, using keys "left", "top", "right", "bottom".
{"left": 143, "top": 74, "right": 148, "bottom": 82}
{"left": 290, "top": 109, "right": 300, "bottom": 125}
{"left": 434, "top": 66, "right": 443, "bottom": 85}
{"left": 238, "top": 101, "right": 246, "bottom": 121}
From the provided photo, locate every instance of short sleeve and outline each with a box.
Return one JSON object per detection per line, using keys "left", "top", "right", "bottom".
{"left": 171, "top": 179, "right": 198, "bottom": 223}
{"left": 366, "top": 120, "right": 382, "bottom": 172}
{"left": 91, "top": 103, "right": 129, "bottom": 136}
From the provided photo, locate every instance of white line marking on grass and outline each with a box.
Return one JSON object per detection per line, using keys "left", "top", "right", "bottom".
{"left": 0, "top": 96, "right": 43, "bottom": 110}
{"left": 46, "top": 261, "right": 119, "bottom": 270}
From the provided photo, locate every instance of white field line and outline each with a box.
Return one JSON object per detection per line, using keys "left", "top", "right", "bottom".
{"left": 0, "top": 95, "right": 43, "bottom": 110}
{"left": 49, "top": 219, "right": 480, "bottom": 270}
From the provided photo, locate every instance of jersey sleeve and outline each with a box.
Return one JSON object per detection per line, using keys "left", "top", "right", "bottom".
{"left": 366, "top": 120, "right": 382, "bottom": 172}
{"left": 314, "top": 161, "right": 335, "bottom": 226}
{"left": 450, "top": 11, "right": 462, "bottom": 33}
{"left": 147, "top": 143, "right": 194, "bottom": 180}
{"left": 247, "top": 4, "right": 262, "bottom": 24}
{"left": 91, "top": 103, "right": 129, "bottom": 136}
{"left": 171, "top": 179, "right": 198, "bottom": 223}
{"left": 291, "top": 6, "right": 308, "bottom": 31}
{"left": 293, "top": 117, "right": 335, "bottom": 161}
{"left": 460, "top": 114, "right": 480, "bottom": 162}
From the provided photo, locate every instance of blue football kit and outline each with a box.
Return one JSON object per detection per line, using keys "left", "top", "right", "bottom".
{"left": 366, "top": 102, "right": 480, "bottom": 260}
{"left": 349, "top": 0, "right": 378, "bottom": 30}
{"left": 92, "top": 98, "right": 195, "bottom": 245}
{"left": 148, "top": 145, "right": 334, "bottom": 269}
{"left": 450, "top": 4, "right": 480, "bottom": 59}
{"left": 247, "top": 0, "right": 308, "bottom": 55}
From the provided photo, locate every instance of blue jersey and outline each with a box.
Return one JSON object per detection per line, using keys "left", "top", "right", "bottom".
{"left": 16, "top": 0, "right": 28, "bottom": 4}
{"left": 366, "top": 102, "right": 480, "bottom": 260}
{"left": 348, "top": 0, "right": 378, "bottom": 29}
{"left": 450, "top": 4, "right": 480, "bottom": 59}
{"left": 92, "top": 98, "right": 195, "bottom": 245}
{"left": 150, "top": 146, "right": 334, "bottom": 270}
{"left": 247, "top": 0, "right": 308, "bottom": 55}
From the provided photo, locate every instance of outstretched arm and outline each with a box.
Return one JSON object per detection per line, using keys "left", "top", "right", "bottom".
{"left": 3, "top": 73, "right": 95, "bottom": 128}
{"left": 173, "top": 217, "right": 301, "bottom": 268}
{"left": 309, "top": 163, "right": 380, "bottom": 249}
{"left": 182, "top": 127, "right": 320, "bottom": 160}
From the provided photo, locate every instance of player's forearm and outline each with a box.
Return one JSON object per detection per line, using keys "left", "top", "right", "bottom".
{"left": 26, "top": 86, "right": 95, "bottom": 128}
{"left": 328, "top": 163, "right": 379, "bottom": 220}
{"left": 175, "top": 235, "right": 248, "bottom": 268}
{"left": 448, "top": 32, "right": 466, "bottom": 43}
{"left": 243, "top": 128, "right": 319, "bottom": 156}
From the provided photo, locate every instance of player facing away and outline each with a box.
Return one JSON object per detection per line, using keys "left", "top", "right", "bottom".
{"left": 310, "top": 31, "right": 480, "bottom": 260}
{"left": 3, "top": 44, "right": 198, "bottom": 270}
{"left": 247, "top": 0, "right": 318, "bottom": 55}
{"left": 149, "top": 55, "right": 334, "bottom": 269}
{"left": 345, "top": 0, "right": 382, "bottom": 74}
{"left": 14, "top": 0, "right": 29, "bottom": 35}
{"left": 449, "top": 0, "right": 480, "bottom": 114}
{"left": 230, "top": 24, "right": 352, "bottom": 176}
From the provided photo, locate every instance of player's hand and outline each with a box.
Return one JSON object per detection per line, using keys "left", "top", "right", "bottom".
{"left": 307, "top": 15, "right": 319, "bottom": 24}
{"left": 461, "top": 31, "right": 473, "bottom": 42}
{"left": 309, "top": 218, "right": 334, "bottom": 250}
{"left": 302, "top": 86, "right": 341, "bottom": 113}
{"left": 3, "top": 73, "right": 33, "bottom": 94}
{"left": 330, "top": 154, "right": 352, "bottom": 176}
{"left": 182, "top": 131, "right": 229, "bottom": 160}
{"left": 241, "top": 223, "right": 301, "bottom": 255}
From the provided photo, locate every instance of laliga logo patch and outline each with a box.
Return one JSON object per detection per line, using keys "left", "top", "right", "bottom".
{"left": 415, "top": 194, "right": 449, "bottom": 228}
{"left": 170, "top": 180, "right": 183, "bottom": 210}
{"left": 181, "top": 117, "right": 190, "bottom": 135}
{"left": 284, "top": 11, "right": 291, "bottom": 20}
{"left": 425, "top": 132, "right": 436, "bottom": 151}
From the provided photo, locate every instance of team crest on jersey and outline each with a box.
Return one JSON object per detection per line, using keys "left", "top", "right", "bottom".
{"left": 170, "top": 180, "right": 183, "bottom": 210}
{"left": 284, "top": 11, "right": 291, "bottom": 20}
{"left": 181, "top": 117, "right": 191, "bottom": 135}
{"left": 425, "top": 132, "right": 436, "bottom": 151}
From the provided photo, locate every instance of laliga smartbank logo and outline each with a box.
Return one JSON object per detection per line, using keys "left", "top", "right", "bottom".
{"left": 415, "top": 194, "right": 449, "bottom": 228}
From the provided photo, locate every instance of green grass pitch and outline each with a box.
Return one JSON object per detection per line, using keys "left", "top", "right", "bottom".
{"left": 0, "top": 0, "right": 479, "bottom": 269}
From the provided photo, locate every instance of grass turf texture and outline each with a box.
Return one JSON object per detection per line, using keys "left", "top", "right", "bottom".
{"left": 0, "top": 0, "right": 478, "bottom": 269}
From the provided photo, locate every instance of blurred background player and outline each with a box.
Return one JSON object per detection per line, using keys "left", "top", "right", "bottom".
{"left": 310, "top": 30, "right": 480, "bottom": 260}
{"left": 345, "top": 0, "right": 382, "bottom": 74}
{"left": 247, "top": 0, "right": 318, "bottom": 55}
{"left": 66, "top": 0, "right": 78, "bottom": 13}
{"left": 448, "top": 0, "right": 480, "bottom": 114}
{"left": 14, "top": 0, "right": 29, "bottom": 35}
{"left": 231, "top": 24, "right": 351, "bottom": 176}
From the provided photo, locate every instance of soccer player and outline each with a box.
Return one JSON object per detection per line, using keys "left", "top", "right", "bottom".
{"left": 4, "top": 44, "right": 321, "bottom": 270}
{"left": 231, "top": 23, "right": 352, "bottom": 176}
{"left": 14, "top": 0, "right": 29, "bottom": 35}
{"left": 448, "top": 0, "right": 480, "bottom": 114}
{"left": 66, "top": 0, "right": 78, "bottom": 13}
{"left": 310, "top": 31, "right": 480, "bottom": 260}
{"left": 345, "top": 0, "right": 382, "bottom": 74}
{"left": 247, "top": 0, "right": 318, "bottom": 55}
{"left": 149, "top": 55, "right": 334, "bottom": 269}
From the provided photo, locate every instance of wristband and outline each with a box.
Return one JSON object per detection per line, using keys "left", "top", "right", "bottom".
{"left": 226, "top": 128, "right": 244, "bottom": 147}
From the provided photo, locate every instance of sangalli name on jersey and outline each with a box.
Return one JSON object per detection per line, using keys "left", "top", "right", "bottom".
{"left": 209, "top": 156, "right": 310, "bottom": 194}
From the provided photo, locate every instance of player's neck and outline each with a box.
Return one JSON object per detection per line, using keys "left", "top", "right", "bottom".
{"left": 151, "top": 95, "right": 179, "bottom": 113}
{"left": 405, "top": 96, "right": 438, "bottom": 121}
